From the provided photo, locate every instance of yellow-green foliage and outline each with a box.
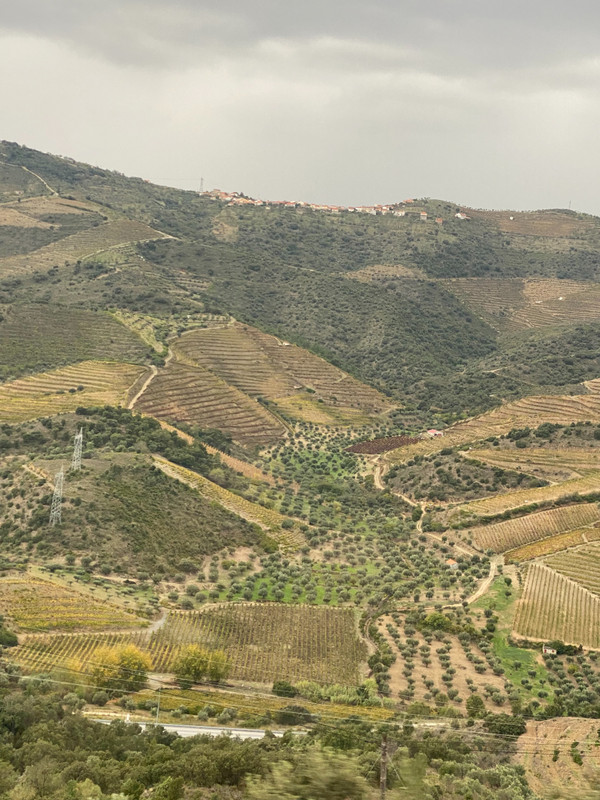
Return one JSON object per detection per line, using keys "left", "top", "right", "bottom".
{"left": 0, "top": 361, "right": 148, "bottom": 422}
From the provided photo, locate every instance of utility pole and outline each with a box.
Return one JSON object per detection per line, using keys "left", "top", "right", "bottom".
{"left": 155, "top": 687, "right": 161, "bottom": 723}
{"left": 380, "top": 734, "right": 388, "bottom": 800}
{"left": 71, "top": 428, "right": 83, "bottom": 472}
{"left": 49, "top": 466, "right": 64, "bottom": 526}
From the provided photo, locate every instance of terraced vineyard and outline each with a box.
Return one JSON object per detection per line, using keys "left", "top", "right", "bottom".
{"left": 0, "top": 304, "right": 150, "bottom": 379}
{"left": 473, "top": 448, "right": 600, "bottom": 477}
{"left": 0, "top": 218, "right": 168, "bottom": 276}
{"left": 134, "top": 362, "right": 286, "bottom": 448}
{"left": 466, "top": 209, "right": 590, "bottom": 237}
{"left": 440, "top": 277, "right": 600, "bottom": 330}
{"left": 0, "top": 576, "right": 143, "bottom": 632}
{"left": 456, "top": 472, "right": 600, "bottom": 519}
{"left": 440, "top": 277, "right": 526, "bottom": 325}
{"left": 13, "top": 604, "right": 366, "bottom": 685}
{"left": 513, "top": 563, "right": 600, "bottom": 648}
{"left": 506, "top": 527, "right": 600, "bottom": 563}
{"left": 153, "top": 457, "right": 304, "bottom": 549}
{"left": 512, "top": 283, "right": 600, "bottom": 328}
{"left": 173, "top": 323, "right": 391, "bottom": 420}
{"left": 545, "top": 542, "right": 600, "bottom": 597}
{"left": 470, "top": 504, "right": 600, "bottom": 553}
{"left": 387, "top": 387, "right": 600, "bottom": 465}
{"left": 0, "top": 361, "right": 149, "bottom": 422}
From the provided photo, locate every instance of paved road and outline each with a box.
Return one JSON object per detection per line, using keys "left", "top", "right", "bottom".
{"left": 92, "top": 718, "right": 285, "bottom": 739}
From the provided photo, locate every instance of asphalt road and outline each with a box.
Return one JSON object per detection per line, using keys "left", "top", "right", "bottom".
{"left": 92, "top": 718, "right": 285, "bottom": 739}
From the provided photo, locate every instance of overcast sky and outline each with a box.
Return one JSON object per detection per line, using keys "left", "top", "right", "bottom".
{"left": 2, "top": 0, "right": 600, "bottom": 212}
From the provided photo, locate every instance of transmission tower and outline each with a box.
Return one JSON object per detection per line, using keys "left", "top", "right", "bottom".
{"left": 71, "top": 427, "right": 83, "bottom": 471}
{"left": 49, "top": 467, "right": 64, "bottom": 527}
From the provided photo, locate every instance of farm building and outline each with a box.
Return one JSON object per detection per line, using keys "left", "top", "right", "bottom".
{"left": 425, "top": 429, "right": 444, "bottom": 438}
{"left": 445, "top": 559, "right": 459, "bottom": 570}
{"left": 542, "top": 645, "right": 557, "bottom": 655}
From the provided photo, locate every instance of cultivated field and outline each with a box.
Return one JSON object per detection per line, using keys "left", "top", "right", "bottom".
{"left": 153, "top": 456, "right": 305, "bottom": 549}
{"left": 134, "top": 362, "right": 287, "bottom": 448}
{"left": 386, "top": 388, "right": 600, "bottom": 465}
{"left": 377, "top": 614, "right": 506, "bottom": 712}
{"left": 441, "top": 276, "right": 600, "bottom": 330}
{"left": 0, "top": 576, "right": 143, "bottom": 632}
{"left": 455, "top": 472, "right": 600, "bottom": 519}
{"left": 513, "top": 563, "right": 600, "bottom": 648}
{"left": 466, "top": 209, "right": 590, "bottom": 237}
{"left": 0, "top": 218, "right": 169, "bottom": 276}
{"left": 470, "top": 504, "right": 600, "bottom": 553}
{"left": 0, "top": 361, "right": 149, "bottom": 422}
{"left": 473, "top": 447, "right": 600, "bottom": 478}
{"left": 343, "top": 263, "right": 427, "bottom": 282}
{"left": 545, "top": 542, "right": 600, "bottom": 597}
{"left": 517, "top": 717, "right": 600, "bottom": 799}
{"left": 0, "top": 304, "right": 150, "bottom": 379}
{"left": 13, "top": 604, "right": 366, "bottom": 685}
{"left": 506, "top": 526, "right": 600, "bottom": 563}
{"left": 347, "top": 435, "right": 420, "bottom": 455}
{"left": 173, "top": 323, "right": 391, "bottom": 419}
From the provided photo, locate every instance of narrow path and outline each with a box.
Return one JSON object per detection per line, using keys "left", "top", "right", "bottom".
{"left": 466, "top": 554, "right": 503, "bottom": 604}
{"left": 20, "top": 165, "right": 57, "bottom": 195}
{"left": 373, "top": 457, "right": 417, "bottom": 506}
{"left": 127, "top": 365, "right": 157, "bottom": 409}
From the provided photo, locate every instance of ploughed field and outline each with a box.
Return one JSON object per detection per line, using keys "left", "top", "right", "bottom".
{"left": 12, "top": 604, "right": 366, "bottom": 685}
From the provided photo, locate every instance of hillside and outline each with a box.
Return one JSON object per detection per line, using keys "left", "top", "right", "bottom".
{"left": 6, "top": 140, "right": 600, "bottom": 779}
{"left": 5, "top": 141, "right": 600, "bottom": 420}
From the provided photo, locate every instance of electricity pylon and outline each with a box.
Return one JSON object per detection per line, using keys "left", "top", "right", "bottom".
{"left": 71, "top": 427, "right": 83, "bottom": 472}
{"left": 49, "top": 466, "right": 64, "bottom": 526}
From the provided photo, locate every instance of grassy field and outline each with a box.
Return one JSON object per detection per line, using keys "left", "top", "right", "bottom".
{"left": 473, "top": 577, "right": 552, "bottom": 703}
{"left": 0, "top": 360, "right": 148, "bottom": 422}
{"left": 513, "top": 563, "right": 600, "bottom": 648}
{"left": 154, "top": 456, "right": 305, "bottom": 549}
{"left": 136, "top": 685, "right": 395, "bottom": 723}
{"left": 0, "top": 575, "right": 143, "bottom": 632}
{"left": 470, "top": 504, "right": 600, "bottom": 553}
{"left": 134, "top": 362, "right": 287, "bottom": 449}
{"left": 13, "top": 604, "right": 366, "bottom": 685}
{"left": 545, "top": 542, "right": 600, "bottom": 597}
{"left": 0, "top": 304, "right": 150, "bottom": 380}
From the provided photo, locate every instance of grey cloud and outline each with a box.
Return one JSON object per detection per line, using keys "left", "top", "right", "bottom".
{"left": 1, "top": 1, "right": 600, "bottom": 213}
